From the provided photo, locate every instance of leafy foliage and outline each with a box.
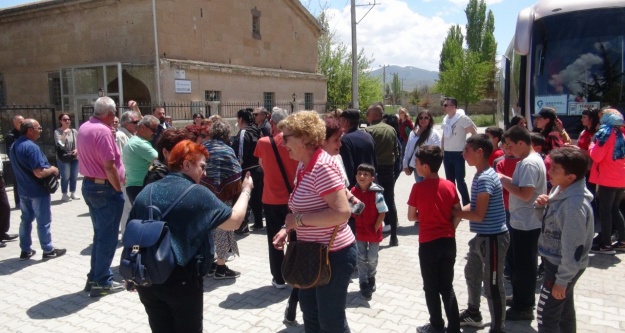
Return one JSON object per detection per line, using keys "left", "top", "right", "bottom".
{"left": 438, "top": 50, "right": 490, "bottom": 111}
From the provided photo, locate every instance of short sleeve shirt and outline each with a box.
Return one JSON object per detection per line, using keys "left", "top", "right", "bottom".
{"left": 509, "top": 152, "right": 547, "bottom": 230}
{"left": 407, "top": 178, "right": 459, "bottom": 243}
{"left": 442, "top": 114, "right": 475, "bottom": 152}
{"left": 289, "top": 148, "right": 355, "bottom": 251}
{"left": 9, "top": 137, "right": 51, "bottom": 197}
{"left": 254, "top": 133, "right": 298, "bottom": 204}
{"left": 77, "top": 117, "right": 125, "bottom": 181}
{"left": 122, "top": 135, "right": 158, "bottom": 187}
{"left": 469, "top": 167, "right": 507, "bottom": 234}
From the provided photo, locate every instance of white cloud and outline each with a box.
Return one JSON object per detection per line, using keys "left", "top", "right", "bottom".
{"left": 325, "top": 0, "right": 453, "bottom": 71}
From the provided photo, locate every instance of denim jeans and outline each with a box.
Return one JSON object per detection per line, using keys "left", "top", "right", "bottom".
{"left": 18, "top": 195, "right": 53, "bottom": 252}
{"left": 299, "top": 242, "right": 357, "bottom": 333}
{"left": 82, "top": 180, "right": 124, "bottom": 285}
{"left": 443, "top": 151, "right": 470, "bottom": 205}
{"left": 356, "top": 241, "right": 379, "bottom": 283}
{"left": 57, "top": 159, "right": 79, "bottom": 193}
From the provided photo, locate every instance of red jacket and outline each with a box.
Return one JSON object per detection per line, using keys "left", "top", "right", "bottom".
{"left": 589, "top": 132, "right": 625, "bottom": 188}
{"left": 351, "top": 184, "right": 385, "bottom": 243}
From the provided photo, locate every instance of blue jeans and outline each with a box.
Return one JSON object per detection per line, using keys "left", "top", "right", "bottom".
{"left": 82, "top": 180, "right": 124, "bottom": 285}
{"left": 57, "top": 159, "right": 79, "bottom": 193}
{"left": 443, "top": 151, "right": 470, "bottom": 205}
{"left": 299, "top": 242, "right": 357, "bottom": 333}
{"left": 357, "top": 241, "right": 379, "bottom": 283}
{"left": 19, "top": 195, "right": 53, "bottom": 252}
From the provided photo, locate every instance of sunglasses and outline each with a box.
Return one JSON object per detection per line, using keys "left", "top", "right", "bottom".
{"left": 62, "top": 118, "right": 71, "bottom": 121}
{"left": 418, "top": 116, "right": 431, "bottom": 120}
{"left": 442, "top": 104, "right": 448, "bottom": 107}
{"left": 131, "top": 120, "right": 140, "bottom": 124}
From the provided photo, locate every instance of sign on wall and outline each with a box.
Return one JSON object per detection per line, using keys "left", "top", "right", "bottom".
{"left": 175, "top": 80, "right": 191, "bottom": 94}
{"left": 174, "top": 70, "right": 186, "bottom": 79}
{"left": 568, "top": 102, "right": 600, "bottom": 115}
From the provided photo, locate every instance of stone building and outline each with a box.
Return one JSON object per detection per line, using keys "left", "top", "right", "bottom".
{"left": 0, "top": 0, "right": 327, "bottom": 118}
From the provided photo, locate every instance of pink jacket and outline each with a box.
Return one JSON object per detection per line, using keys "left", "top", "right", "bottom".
{"left": 589, "top": 132, "right": 625, "bottom": 188}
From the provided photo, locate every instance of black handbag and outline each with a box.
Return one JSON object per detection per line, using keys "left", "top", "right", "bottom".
{"left": 41, "top": 174, "right": 60, "bottom": 194}
{"left": 281, "top": 226, "right": 339, "bottom": 289}
{"left": 56, "top": 130, "right": 76, "bottom": 163}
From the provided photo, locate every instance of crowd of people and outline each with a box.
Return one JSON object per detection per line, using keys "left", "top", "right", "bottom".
{"left": 1, "top": 95, "right": 624, "bottom": 333}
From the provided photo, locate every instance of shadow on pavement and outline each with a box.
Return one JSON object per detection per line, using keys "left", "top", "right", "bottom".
{"left": 27, "top": 291, "right": 99, "bottom": 319}
{"left": 587, "top": 253, "right": 622, "bottom": 269}
{"left": 0, "top": 257, "right": 43, "bottom": 275}
{"left": 217, "top": 285, "right": 289, "bottom": 309}
{"left": 346, "top": 291, "right": 371, "bottom": 308}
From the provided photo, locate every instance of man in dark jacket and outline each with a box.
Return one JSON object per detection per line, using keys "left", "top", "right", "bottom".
{"left": 5, "top": 115, "right": 23, "bottom": 207}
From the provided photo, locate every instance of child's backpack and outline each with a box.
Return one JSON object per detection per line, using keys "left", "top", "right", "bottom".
{"left": 120, "top": 184, "right": 196, "bottom": 287}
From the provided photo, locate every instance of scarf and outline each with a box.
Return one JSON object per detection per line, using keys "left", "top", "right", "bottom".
{"left": 443, "top": 108, "right": 465, "bottom": 139}
{"left": 594, "top": 112, "right": 625, "bottom": 160}
{"left": 201, "top": 139, "right": 242, "bottom": 202}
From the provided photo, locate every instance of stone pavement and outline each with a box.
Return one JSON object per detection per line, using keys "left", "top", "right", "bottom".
{"left": 1, "top": 170, "right": 624, "bottom": 333}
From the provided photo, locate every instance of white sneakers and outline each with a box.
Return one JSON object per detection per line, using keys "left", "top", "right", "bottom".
{"left": 62, "top": 192, "right": 81, "bottom": 202}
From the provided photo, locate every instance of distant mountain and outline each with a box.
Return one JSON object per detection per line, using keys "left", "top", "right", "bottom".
{"left": 369, "top": 65, "right": 439, "bottom": 92}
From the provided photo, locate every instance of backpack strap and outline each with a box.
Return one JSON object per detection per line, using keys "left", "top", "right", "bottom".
{"left": 148, "top": 183, "right": 197, "bottom": 220}
{"left": 269, "top": 135, "right": 293, "bottom": 193}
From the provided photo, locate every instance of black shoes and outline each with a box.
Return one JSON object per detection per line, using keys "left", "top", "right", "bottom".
{"left": 19, "top": 250, "right": 36, "bottom": 261}
{"left": 213, "top": 265, "right": 240, "bottom": 279}
{"left": 360, "top": 282, "right": 372, "bottom": 299}
{"left": 0, "top": 241, "right": 6, "bottom": 248}
{"left": 2, "top": 233, "right": 18, "bottom": 241}
{"left": 369, "top": 277, "right": 376, "bottom": 293}
{"left": 506, "top": 307, "right": 535, "bottom": 321}
{"left": 251, "top": 225, "right": 265, "bottom": 231}
{"left": 89, "top": 281, "right": 124, "bottom": 297}
{"left": 389, "top": 236, "right": 399, "bottom": 247}
{"left": 42, "top": 248, "right": 67, "bottom": 260}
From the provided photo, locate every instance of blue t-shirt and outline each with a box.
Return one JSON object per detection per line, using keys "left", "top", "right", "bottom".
{"left": 9, "top": 137, "right": 51, "bottom": 197}
{"left": 469, "top": 167, "right": 507, "bottom": 234}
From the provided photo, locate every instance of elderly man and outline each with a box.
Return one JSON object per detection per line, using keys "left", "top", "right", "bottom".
{"left": 150, "top": 106, "right": 171, "bottom": 147}
{"left": 253, "top": 107, "right": 271, "bottom": 137}
{"left": 122, "top": 115, "right": 159, "bottom": 203}
{"left": 78, "top": 96, "right": 126, "bottom": 297}
{"left": 441, "top": 97, "right": 477, "bottom": 206}
{"left": 9, "top": 119, "right": 66, "bottom": 260}
{"left": 364, "top": 103, "right": 400, "bottom": 246}
{"left": 115, "top": 110, "right": 141, "bottom": 233}
{"left": 5, "top": 115, "right": 24, "bottom": 207}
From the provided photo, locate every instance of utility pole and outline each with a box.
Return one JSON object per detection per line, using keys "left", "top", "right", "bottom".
{"left": 350, "top": 0, "right": 379, "bottom": 110}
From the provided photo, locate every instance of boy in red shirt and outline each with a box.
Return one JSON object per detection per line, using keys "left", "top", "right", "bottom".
{"left": 486, "top": 126, "right": 505, "bottom": 167}
{"left": 350, "top": 163, "right": 388, "bottom": 299}
{"left": 407, "top": 145, "right": 462, "bottom": 333}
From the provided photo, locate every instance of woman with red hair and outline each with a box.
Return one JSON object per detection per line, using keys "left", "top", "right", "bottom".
{"left": 129, "top": 140, "right": 253, "bottom": 332}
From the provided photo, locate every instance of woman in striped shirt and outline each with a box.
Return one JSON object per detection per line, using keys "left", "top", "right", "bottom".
{"left": 273, "top": 111, "right": 357, "bottom": 332}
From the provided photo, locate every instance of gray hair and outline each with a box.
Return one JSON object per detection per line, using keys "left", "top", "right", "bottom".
{"left": 120, "top": 111, "right": 140, "bottom": 126}
{"left": 93, "top": 96, "right": 116, "bottom": 117}
{"left": 271, "top": 108, "right": 288, "bottom": 125}
{"left": 209, "top": 120, "right": 231, "bottom": 143}
{"left": 138, "top": 115, "right": 159, "bottom": 128}
{"left": 19, "top": 118, "right": 36, "bottom": 135}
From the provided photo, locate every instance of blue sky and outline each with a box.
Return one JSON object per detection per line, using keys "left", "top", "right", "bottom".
{"left": 1, "top": 0, "right": 537, "bottom": 71}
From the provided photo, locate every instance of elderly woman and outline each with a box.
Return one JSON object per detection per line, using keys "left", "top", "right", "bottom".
{"left": 130, "top": 140, "right": 253, "bottom": 333}
{"left": 273, "top": 111, "right": 357, "bottom": 332}
{"left": 200, "top": 120, "right": 243, "bottom": 279}
{"left": 403, "top": 110, "right": 441, "bottom": 183}
{"left": 589, "top": 108, "right": 625, "bottom": 254}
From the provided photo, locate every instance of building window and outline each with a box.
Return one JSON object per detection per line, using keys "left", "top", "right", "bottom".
{"left": 305, "top": 93, "right": 314, "bottom": 110}
{"left": 0, "top": 74, "right": 6, "bottom": 106}
{"left": 48, "top": 72, "right": 61, "bottom": 109}
{"left": 251, "top": 7, "right": 261, "bottom": 40}
{"left": 205, "top": 90, "right": 221, "bottom": 101}
{"left": 263, "top": 92, "right": 274, "bottom": 110}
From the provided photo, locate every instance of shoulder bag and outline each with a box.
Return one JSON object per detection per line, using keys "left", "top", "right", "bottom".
{"left": 10, "top": 144, "right": 59, "bottom": 194}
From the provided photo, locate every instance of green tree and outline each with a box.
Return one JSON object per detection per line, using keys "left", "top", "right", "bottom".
{"left": 316, "top": 12, "right": 381, "bottom": 110}
{"left": 391, "top": 73, "right": 401, "bottom": 105}
{"left": 439, "top": 25, "right": 464, "bottom": 73}
{"left": 438, "top": 50, "right": 490, "bottom": 111}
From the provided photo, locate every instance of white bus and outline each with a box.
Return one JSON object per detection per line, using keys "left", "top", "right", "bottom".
{"left": 498, "top": 0, "right": 625, "bottom": 136}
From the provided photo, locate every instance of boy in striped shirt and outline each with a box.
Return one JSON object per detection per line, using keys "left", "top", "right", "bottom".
{"left": 453, "top": 134, "right": 509, "bottom": 333}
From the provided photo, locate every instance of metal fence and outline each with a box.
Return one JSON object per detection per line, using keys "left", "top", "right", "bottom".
{"left": 0, "top": 105, "right": 57, "bottom": 186}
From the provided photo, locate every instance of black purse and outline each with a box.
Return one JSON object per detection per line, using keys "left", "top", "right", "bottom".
{"left": 41, "top": 174, "right": 60, "bottom": 194}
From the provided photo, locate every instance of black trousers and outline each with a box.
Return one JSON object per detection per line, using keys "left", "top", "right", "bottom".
{"left": 509, "top": 226, "right": 541, "bottom": 311}
{"left": 419, "top": 237, "right": 460, "bottom": 333}
{"left": 376, "top": 165, "right": 398, "bottom": 238}
{"left": 597, "top": 185, "right": 625, "bottom": 246}
{"left": 125, "top": 185, "right": 144, "bottom": 205}
{"left": 537, "top": 259, "right": 584, "bottom": 333}
{"left": 264, "top": 203, "right": 289, "bottom": 284}
{"left": 0, "top": 175, "right": 11, "bottom": 235}
{"left": 249, "top": 168, "right": 264, "bottom": 228}
{"left": 137, "top": 262, "right": 203, "bottom": 333}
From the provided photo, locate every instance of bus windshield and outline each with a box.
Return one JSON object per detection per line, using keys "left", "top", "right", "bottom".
{"left": 531, "top": 7, "right": 625, "bottom": 117}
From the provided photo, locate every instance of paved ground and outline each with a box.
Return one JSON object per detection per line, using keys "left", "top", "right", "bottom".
{"left": 1, "top": 166, "right": 624, "bottom": 332}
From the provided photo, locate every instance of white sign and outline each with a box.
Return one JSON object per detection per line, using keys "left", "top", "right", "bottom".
{"left": 174, "top": 70, "right": 186, "bottom": 79}
{"left": 568, "top": 102, "right": 601, "bottom": 115}
{"left": 535, "top": 95, "right": 568, "bottom": 115}
{"left": 175, "top": 80, "right": 191, "bottom": 94}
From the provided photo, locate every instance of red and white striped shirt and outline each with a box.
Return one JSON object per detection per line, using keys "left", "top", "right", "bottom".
{"left": 289, "top": 148, "right": 355, "bottom": 251}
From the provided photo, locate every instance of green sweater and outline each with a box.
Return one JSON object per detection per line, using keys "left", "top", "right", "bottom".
{"left": 364, "top": 121, "right": 398, "bottom": 166}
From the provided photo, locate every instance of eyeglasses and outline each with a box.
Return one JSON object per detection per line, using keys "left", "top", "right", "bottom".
{"left": 145, "top": 125, "right": 158, "bottom": 133}
{"left": 418, "top": 116, "right": 431, "bottom": 120}
{"left": 442, "top": 104, "right": 448, "bottom": 107}
{"left": 62, "top": 118, "right": 71, "bottom": 122}
{"left": 130, "top": 120, "right": 140, "bottom": 125}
